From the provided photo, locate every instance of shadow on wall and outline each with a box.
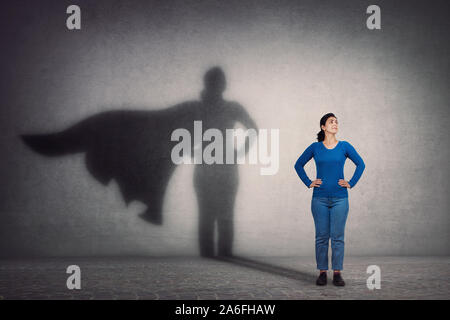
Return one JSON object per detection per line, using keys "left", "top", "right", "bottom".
{"left": 20, "top": 66, "right": 258, "bottom": 258}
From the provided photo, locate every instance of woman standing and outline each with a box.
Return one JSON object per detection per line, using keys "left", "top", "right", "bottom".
{"left": 294, "top": 113, "right": 365, "bottom": 286}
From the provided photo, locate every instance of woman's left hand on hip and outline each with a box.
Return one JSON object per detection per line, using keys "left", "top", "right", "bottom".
{"left": 338, "top": 179, "right": 350, "bottom": 188}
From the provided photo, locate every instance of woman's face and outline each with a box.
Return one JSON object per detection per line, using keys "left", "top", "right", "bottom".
{"left": 321, "top": 117, "right": 339, "bottom": 134}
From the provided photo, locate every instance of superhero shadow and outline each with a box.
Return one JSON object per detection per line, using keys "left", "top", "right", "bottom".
{"left": 20, "top": 67, "right": 258, "bottom": 257}
{"left": 212, "top": 255, "right": 317, "bottom": 283}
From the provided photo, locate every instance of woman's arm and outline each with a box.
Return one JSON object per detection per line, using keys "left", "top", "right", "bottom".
{"left": 345, "top": 141, "right": 366, "bottom": 188}
{"left": 294, "top": 143, "right": 315, "bottom": 188}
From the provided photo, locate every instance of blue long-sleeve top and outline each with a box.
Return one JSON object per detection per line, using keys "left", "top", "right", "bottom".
{"left": 294, "top": 140, "right": 365, "bottom": 198}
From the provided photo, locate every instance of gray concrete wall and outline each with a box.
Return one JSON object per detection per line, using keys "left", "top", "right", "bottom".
{"left": 1, "top": 0, "right": 449, "bottom": 257}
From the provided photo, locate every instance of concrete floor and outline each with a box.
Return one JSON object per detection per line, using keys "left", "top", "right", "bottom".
{"left": 0, "top": 256, "right": 448, "bottom": 300}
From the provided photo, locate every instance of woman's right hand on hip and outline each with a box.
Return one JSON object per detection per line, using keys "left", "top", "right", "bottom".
{"left": 309, "top": 179, "right": 322, "bottom": 188}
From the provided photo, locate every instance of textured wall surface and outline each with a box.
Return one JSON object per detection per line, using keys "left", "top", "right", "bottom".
{"left": 1, "top": 0, "right": 449, "bottom": 257}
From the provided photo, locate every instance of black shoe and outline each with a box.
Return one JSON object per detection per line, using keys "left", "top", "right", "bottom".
{"left": 316, "top": 272, "right": 327, "bottom": 286}
{"left": 333, "top": 272, "right": 345, "bottom": 286}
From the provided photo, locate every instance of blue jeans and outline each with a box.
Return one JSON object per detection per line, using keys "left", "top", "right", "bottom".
{"left": 311, "top": 196, "right": 349, "bottom": 271}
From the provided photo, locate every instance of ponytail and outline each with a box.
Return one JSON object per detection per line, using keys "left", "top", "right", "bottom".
{"left": 317, "top": 129, "right": 325, "bottom": 142}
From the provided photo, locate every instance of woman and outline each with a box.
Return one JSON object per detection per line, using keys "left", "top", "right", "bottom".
{"left": 294, "top": 113, "right": 365, "bottom": 286}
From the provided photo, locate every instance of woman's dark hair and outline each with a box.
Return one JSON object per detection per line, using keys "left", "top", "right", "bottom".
{"left": 317, "top": 113, "right": 337, "bottom": 142}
